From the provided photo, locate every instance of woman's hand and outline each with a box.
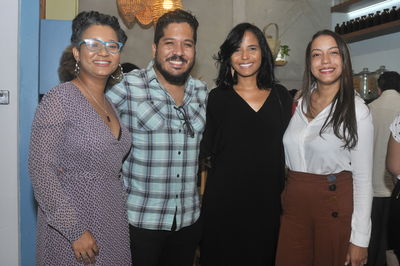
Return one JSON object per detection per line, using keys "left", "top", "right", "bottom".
{"left": 72, "top": 231, "right": 99, "bottom": 264}
{"left": 345, "top": 243, "right": 368, "bottom": 266}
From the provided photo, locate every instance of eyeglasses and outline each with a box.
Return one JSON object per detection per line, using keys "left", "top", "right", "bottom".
{"left": 78, "top": 38, "right": 124, "bottom": 54}
{"left": 174, "top": 106, "right": 195, "bottom": 138}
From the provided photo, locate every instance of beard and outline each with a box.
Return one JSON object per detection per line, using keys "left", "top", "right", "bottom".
{"left": 154, "top": 53, "right": 195, "bottom": 86}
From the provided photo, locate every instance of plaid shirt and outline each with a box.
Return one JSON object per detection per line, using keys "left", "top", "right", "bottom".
{"left": 107, "top": 61, "right": 208, "bottom": 231}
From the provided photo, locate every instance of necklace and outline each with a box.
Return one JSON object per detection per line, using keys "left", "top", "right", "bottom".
{"left": 77, "top": 77, "right": 111, "bottom": 122}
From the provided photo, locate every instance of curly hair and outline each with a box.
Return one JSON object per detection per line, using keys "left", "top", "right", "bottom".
{"left": 71, "top": 11, "right": 127, "bottom": 47}
{"left": 214, "top": 22, "right": 275, "bottom": 90}
{"left": 58, "top": 11, "right": 127, "bottom": 86}
{"left": 154, "top": 9, "right": 198, "bottom": 45}
{"left": 302, "top": 29, "right": 357, "bottom": 149}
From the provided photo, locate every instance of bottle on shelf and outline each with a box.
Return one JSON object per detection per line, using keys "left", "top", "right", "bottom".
{"left": 359, "top": 15, "right": 367, "bottom": 29}
{"left": 347, "top": 19, "right": 354, "bottom": 33}
{"left": 340, "top": 21, "right": 347, "bottom": 34}
{"left": 367, "top": 13, "right": 375, "bottom": 27}
{"left": 382, "top": 9, "right": 390, "bottom": 23}
{"left": 389, "top": 6, "right": 398, "bottom": 21}
{"left": 353, "top": 17, "right": 360, "bottom": 31}
{"left": 335, "top": 23, "right": 340, "bottom": 34}
{"left": 373, "top": 11, "right": 382, "bottom": 26}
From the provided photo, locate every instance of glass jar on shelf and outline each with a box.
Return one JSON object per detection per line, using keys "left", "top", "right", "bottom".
{"left": 354, "top": 68, "right": 377, "bottom": 101}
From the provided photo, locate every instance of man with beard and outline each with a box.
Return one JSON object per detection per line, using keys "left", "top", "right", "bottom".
{"left": 107, "top": 9, "right": 207, "bottom": 266}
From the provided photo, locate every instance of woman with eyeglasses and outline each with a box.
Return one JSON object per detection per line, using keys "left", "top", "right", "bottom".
{"left": 29, "top": 11, "right": 131, "bottom": 265}
{"left": 199, "top": 23, "right": 292, "bottom": 265}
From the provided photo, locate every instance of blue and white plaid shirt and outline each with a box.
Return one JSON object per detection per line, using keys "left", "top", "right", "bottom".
{"left": 107, "top": 61, "right": 208, "bottom": 231}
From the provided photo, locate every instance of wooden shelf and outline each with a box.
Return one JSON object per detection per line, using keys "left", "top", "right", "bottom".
{"left": 340, "top": 20, "right": 400, "bottom": 43}
{"left": 331, "top": 0, "right": 387, "bottom": 13}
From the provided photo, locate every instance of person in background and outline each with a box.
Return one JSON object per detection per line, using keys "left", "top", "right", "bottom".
{"left": 29, "top": 11, "right": 131, "bottom": 265}
{"left": 121, "top": 62, "right": 139, "bottom": 73}
{"left": 367, "top": 71, "right": 400, "bottom": 266}
{"left": 199, "top": 22, "right": 292, "bottom": 266}
{"left": 387, "top": 113, "right": 400, "bottom": 263}
{"left": 275, "top": 30, "right": 373, "bottom": 266}
{"left": 106, "top": 9, "right": 207, "bottom": 266}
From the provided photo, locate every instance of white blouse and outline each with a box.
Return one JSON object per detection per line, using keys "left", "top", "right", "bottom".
{"left": 283, "top": 95, "right": 373, "bottom": 247}
{"left": 390, "top": 113, "right": 400, "bottom": 180}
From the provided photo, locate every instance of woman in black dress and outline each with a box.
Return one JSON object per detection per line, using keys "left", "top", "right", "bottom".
{"left": 199, "top": 23, "right": 292, "bottom": 266}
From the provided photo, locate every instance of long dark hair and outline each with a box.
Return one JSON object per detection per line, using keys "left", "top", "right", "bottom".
{"left": 214, "top": 22, "right": 275, "bottom": 89}
{"left": 302, "top": 29, "right": 357, "bottom": 149}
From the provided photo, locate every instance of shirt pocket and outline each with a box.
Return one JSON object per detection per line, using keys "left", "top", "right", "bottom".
{"left": 187, "top": 101, "right": 206, "bottom": 133}
{"left": 136, "top": 100, "right": 165, "bottom": 131}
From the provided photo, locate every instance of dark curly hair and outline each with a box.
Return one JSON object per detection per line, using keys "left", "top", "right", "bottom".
{"left": 154, "top": 9, "right": 198, "bottom": 45}
{"left": 58, "top": 11, "right": 127, "bottom": 86}
{"left": 302, "top": 29, "right": 357, "bottom": 149}
{"left": 214, "top": 23, "right": 275, "bottom": 90}
{"left": 71, "top": 11, "right": 127, "bottom": 47}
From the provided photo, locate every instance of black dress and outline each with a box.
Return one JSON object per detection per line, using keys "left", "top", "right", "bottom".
{"left": 200, "top": 84, "right": 292, "bottom": 266}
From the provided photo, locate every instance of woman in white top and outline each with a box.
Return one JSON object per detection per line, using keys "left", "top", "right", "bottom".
{"left": 387, "top": 113, "right": 400, "bottom": 261}
{"left": 275, "top": 30, "right": 373, "bottom": 266}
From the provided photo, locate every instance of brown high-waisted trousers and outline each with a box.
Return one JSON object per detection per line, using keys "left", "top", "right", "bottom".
{"left": 275, "top": 170, "right": 353, "bottom": 266}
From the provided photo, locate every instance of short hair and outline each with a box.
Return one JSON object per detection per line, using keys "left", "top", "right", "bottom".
{"left": 153, "top": 9, "right": 199, "bottom": 45}
{"left": 214, "top": 22, "right": 275, "bottom": 90}
{"left": 378, "top": 71, "right": 400, "bottom": 93}
{"left": 71, "top": 11, "right": 127, "bottom": 48}
{"left": 302, "top": 29, "right": 357, "bottom": 149}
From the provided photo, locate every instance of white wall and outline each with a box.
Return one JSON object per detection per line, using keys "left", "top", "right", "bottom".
{"left": 349, "top": 32, "right": 400, "bottom": 74}
{"left": 0, "top": 0, "right": 20, "bottom": 265}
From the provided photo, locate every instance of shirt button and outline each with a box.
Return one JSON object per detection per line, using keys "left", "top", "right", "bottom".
{"left": 329, "top": 184, "right": 336, "bottom": 191}
{"left": 331, "top": 211, "right": 338, "bottom": 218}
{"left": 178, "top": 151, "right": 181, "bottom": 155}
{"left": 177, "top": 174, "right": 180, "bottom": 178}
{"left": 176, "top": 195, "right": 178, "bottom": 198}
{"left": 179, "top": 129, "right": 182, "bottom": 133}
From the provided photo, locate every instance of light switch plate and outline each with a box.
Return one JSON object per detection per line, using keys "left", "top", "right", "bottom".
{"left": 0, "top": 90, "right": 10, "bottom": 104}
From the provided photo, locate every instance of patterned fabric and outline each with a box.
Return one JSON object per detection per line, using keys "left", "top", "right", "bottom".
{"left": 29, "top": 82, "right": 132, "bottom": 265}
{"left": 390, "top": 113, "right": 400, "bottom": 143}
{"left": 107, "top": 61, "right": 208, "bottom": 231}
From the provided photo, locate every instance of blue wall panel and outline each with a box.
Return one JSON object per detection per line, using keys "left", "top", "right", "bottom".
{"left": 39, "top": 20, "right": 72, "bottom": 94}
{"left": 19, "top": 0, "right": 39, "bottom": 265}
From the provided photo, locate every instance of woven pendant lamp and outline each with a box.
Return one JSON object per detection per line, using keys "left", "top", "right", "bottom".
{"left": 116, "top": 0, "right": 144, "bottom": 28}
{"left": 151, "top": 0, "right": 183, "bottom": 23}
{"left": 135, "top": 0, "right": 154, "bottom": 25}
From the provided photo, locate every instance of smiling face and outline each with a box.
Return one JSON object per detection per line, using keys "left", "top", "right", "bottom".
{"left": 72, "top": 25, "right": 121, "bottom": 81}
{"left": 310, "top": 35, "right": 343, "bottom": 88}
{"left": 230, "top": 31, "right": 262, "bottom": 80}
{"left": 152, "top": 22, "right": 195, "bottom": 86}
